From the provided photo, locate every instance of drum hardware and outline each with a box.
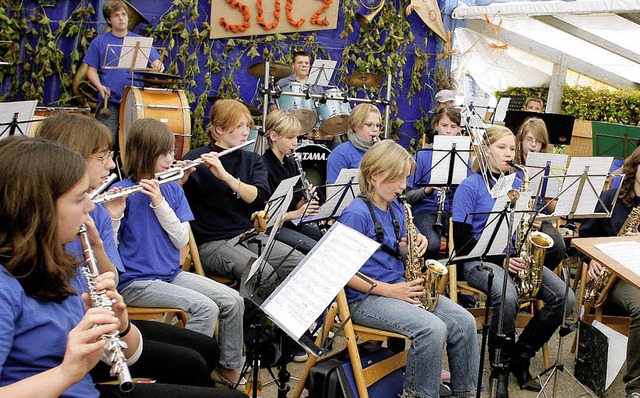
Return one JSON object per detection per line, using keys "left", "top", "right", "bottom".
{"left": 344, "top": 72, "right": 383, "bottom": 87}
{"left": 355, "top": 0, "right": 385, "bottom": 31}
{"left": 247, "top": 61, "right": 294, "bottom": 80}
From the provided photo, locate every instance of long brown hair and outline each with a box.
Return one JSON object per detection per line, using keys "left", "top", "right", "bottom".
{"left": 0, "top": 136, "right": 86, "bottom": 302}
{"left": 620, "top": 146, "right": 640, "bottom": 207}
{"left": 124, "top": 118, "right": 175, "bottom": 182}
{"left": 35, "top": 113, "right": 112, "bottom": 157}
{"left": 515, "top": 117, "right": 552, "bottom": 164}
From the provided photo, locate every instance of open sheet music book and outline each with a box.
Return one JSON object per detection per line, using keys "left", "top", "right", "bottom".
{"left": 265, "top": 175, "right": 300, "bottom": 229}
{"left": 525, "top": 152, "right": 568, "bottom": 201}
{"left": 430, "top": 135, "right": 471, "bottom": 185}
{"left": 261, "top": 222, "right": 379, "bottom": 351}
{"left": 298, "top": 168, "right": 359, "bottom": 224}
{"left": 103, "top": 36, "right": 154, "bottom": 70}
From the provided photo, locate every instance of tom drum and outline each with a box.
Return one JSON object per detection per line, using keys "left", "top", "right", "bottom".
{"left": 317, "top": 88, "right": 351, "bottom": 136}
{"left": 119, "top": 86, "right": 191, "bottom": 165}
{"left": 277, "top": 82, "right": 317, "bottom": 133}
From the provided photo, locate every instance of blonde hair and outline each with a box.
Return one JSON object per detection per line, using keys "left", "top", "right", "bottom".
{"left": 358, "top": 140, "right": 415, "bottom": 198}
{"left": 349, "top": 103, "right": 381, "bottom": 133}
{"left": 515, "top": 117, "right": 552, "bottom": 163}
{"left": 265, "top": 110, "right": 301, "bottom": 146}
{"left": 205, "top": 99, "right": 254, "bottom": 143}
{"left": 471, "top": 126, "right": 514, "bottom": 173}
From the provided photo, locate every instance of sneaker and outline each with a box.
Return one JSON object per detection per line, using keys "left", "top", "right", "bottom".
{"left": 627, "top": 392, "right": 640, "bottom": 398}
{"left": 292, "top": 349, "right": 309, "bottom": 363}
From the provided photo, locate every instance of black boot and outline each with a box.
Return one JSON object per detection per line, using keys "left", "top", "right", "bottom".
{"left": 489, "top": 331, "right": 514, "bottom": 398}
{"left": 511, "top": 316, "right": 557, "bottom": 392}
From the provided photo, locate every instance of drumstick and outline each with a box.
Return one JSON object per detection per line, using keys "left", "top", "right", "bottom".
{"left": 99, "top": 91, "right": 111, "bottom": 120}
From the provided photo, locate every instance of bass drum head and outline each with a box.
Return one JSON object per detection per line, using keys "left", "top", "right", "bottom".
{"left": 293, "top": 143, "right": 331, "bottom": 187}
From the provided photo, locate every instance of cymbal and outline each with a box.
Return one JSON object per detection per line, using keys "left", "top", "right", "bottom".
{"left": 137, "top": 70, "right": 183, "bottom": 81}
{"left": 344, "top": 72, "right": 383, "bottom": 87}
{"left": 207, "top": 96, "right": 262, "bottom": 117}
{"left": 247, "top": 62, "right": 293, "bottom": 80}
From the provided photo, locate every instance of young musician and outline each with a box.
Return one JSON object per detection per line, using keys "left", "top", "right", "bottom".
{"left": 35, "top": 113, "right": 229, "bottom": 389}
{"left": 262, "top": 109, "right": 322, "bottom": 253}
{"left": 339, "top": 140, "right": 480, "bottom": 398}
{"left": 83, "top": 0, "right": 164, "bottom": 142}
{"left": 452, "top": 126, "right": 575, "bottom": 397}
{"left": 113, "top": 119, "right": 246, "bottom": 389}
{"left": 579, "top": 146, "right": 640, "bottom": 398}
{"left": 326, "top": 103, "right": 381, "bottom": 185}
{"left": 514, "top": 117, "right": 566, "bottom": 270}
{"left": 424, "top": 89, "right": 456, "bottom": 145}
{"left": 409, "top": 107, "right": 465, "bottom": 259}
{"left": 523, "top": 97, "right": 544, "bottom": 113}
{"left": 182, "top": 99, "right": 304, "bottom": 295}
{"left": 0, "top": 136, "right": 246, "bottom": 397}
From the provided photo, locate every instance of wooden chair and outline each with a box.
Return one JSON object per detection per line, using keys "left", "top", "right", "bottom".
{"left": 292, "top": 290, "right": 410, "bottom": 398}
{"left": 182, "top": 227, "right": 239, "bottom": 288}
{"left": 446, "top": 219, "right": 553, "bottom": 368}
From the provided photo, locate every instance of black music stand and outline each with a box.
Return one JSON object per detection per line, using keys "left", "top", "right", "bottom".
{"left": 297, "top": 168, "right": 360, "bottom": 227}
{"left": 504, "top": 110, "right": 575, "bottom": 145}
{"left": 0, "top": 100, "right": 38, "bottom": 139}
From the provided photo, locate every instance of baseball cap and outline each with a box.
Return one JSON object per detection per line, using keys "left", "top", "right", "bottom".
{"left": 435, "top": 89, "right": 455, "bottom": 103}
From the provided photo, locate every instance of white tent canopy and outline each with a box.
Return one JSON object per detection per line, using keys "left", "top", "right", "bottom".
{"left": 450, "top": 0, "right": 640, "bottom": 112}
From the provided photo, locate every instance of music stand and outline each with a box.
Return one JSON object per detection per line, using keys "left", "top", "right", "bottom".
{"left": 503, "top": 110, "right": 575, "bottom": 145}
{"left": 412, "top": 135, "right": 472, "bottom": 187}
{"left": 308, "top": 59, "right": 337, "bottom": 88}
{"left": 104, "top": 37, "right": 161, "bottom": 87}
{"left": 0, "top": 100, "right": 38, "bottom": 138}
{"left": 490, "top": 96, "right": 526, "bottom": 125}
{"left": 297, "top": 168, "right": 360, "bottom": 226}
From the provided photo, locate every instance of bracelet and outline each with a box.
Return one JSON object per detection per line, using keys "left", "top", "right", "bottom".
{"left": 119, "top": 320, "right": 132, "bottom": 337}
{"left": 235, "top": 178, "right": 241, "bottom": 199}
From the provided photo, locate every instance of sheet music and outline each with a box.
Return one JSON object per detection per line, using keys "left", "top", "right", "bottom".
{"left": 308, "top": 59, "right": 337, "bottom": 87}
{"left": 300, "top": 168, "right": 359, "bottom": 223}
{"left": 430, "top": 135, "right": 471, "bottom": 185}
{"left": 245, "top": 187, "right": 292, "bottom": 282}
{"left": 490, "top": 173, "right": 516, "bottom": 198}
{"left": 525, "top": 152, "right": 568, "bottom": 201}
{"left": 117, "top": 36, "right": 153, "bottom": 69}
{"left": 262, "top": 222, "right": 379, "bottom": 339}
{"left": 0, "top": 100, "right": 37, "bottom": 137}
{"left": 456, "top": 192, "right": 528, "bottom": 261}
{"left": 591, "top": 320, "right": 628, "bottom": 389}
{"left": 265, "top": 175, "right": 300, "bottom": 228}
{"left": 463, "top": 97, "right": 490, "bottom": 121}
{"left": 492, "top": 97, "right": 510, "bottom": 124}
{"left": 553, "top": 156, "right": 613, "bottom": 217}
{"left": 594, "top": 240, "right": 640, "bottom": 276}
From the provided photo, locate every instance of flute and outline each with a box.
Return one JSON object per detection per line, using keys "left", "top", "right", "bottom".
{"left": 93, "top": 140, "right": 255, "bottom": 204}
{"left": 79, "top": 225, "right": 134, "bottom": 392}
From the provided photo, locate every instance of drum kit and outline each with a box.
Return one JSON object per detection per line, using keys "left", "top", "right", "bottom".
{"left": 248, "top": 60, "right": 391, "bottom": 184}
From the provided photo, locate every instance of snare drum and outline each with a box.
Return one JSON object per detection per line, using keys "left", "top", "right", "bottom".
{"left": 119, "top": 86, "right": 191, "bottom": 165}
{"left": 293, "top": 143, "right": 331, "bottom": 187}
{"left": 317, "top": 88, "right": 351, "bottom": 135}
{"left": 277, "top": 82, "right": 317, "bottom": 133}
{"left": 31, "top": 107, "right": 91, "bottom": 136}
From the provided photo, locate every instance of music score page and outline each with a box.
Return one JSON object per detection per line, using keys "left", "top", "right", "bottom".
{"left": 594, "top": 240, "right": 640, "bottom": 276}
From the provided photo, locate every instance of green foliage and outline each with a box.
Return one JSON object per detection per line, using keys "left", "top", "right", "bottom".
{"left": 499, "top": 86, "right": 640, "bottom": 126}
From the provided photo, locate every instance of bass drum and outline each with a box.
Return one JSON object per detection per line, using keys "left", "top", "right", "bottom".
{"left": 277, "top": 82, "right": 317, "bottom": 134}
{"left": 293, "top": 143, "right": 331, "bottom": 187}
{"left": 119, "top": 86, "right": 191, "bottom": 166}
{"left": 317, "top": 88, "right": 351, "bottom": 135}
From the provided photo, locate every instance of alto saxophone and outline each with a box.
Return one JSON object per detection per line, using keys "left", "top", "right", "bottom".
{"left": 79, "top": 225, "right": 134, "bottom": 392}
{"left": 583, "top": 206, "right": 640, "bottom": 307}
{"left": 510, "top": 162, "right": 554, "bottom": 299}
{"left": 397, "top": 193, "right": 448, "bottom": 311}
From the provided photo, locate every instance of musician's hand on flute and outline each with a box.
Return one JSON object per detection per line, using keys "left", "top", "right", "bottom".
{"left": 139, "top": 178, "right": 164, "bottom": 207}
{"left": 201, "top": 152, "right": 230, "bottom": 182}
{"left": 62, "top": 307, "right": 121, "bottom": 383}
{"left": 174, "top": 159, "right": 196, "bottom": 185}
{"left": 588, "top": 260, "right": 604, "bottom": 280}
{"left": 103, "top": 187, "right": 127, "bottom": 219}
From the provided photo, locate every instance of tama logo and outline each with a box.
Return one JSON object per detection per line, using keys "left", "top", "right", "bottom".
{"left": 298, "top": 152, "right": 328, "bottom": 161}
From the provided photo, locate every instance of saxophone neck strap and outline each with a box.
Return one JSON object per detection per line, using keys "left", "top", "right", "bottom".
{"left": 360, "top": 195, "right": 402, "bottom": 260}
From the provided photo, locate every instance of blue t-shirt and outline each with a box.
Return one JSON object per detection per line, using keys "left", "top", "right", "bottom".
{"left": 83, "top": 31, "right": 161, "bottom": 103}
{"left": 0, "top": 268, "right": 98, "bottom": 397}
{"left": 452, "top": 172, "right": 522, "bottom": 241}
{"left": 339, "top": 198, "right": 407, "bottom": 303}
{"left": 326, "top": 141, "right": 365, "bottom": 184}
{"left": 65, "top": 204, "right": 125, "bottom": 274}
{"left": 115, "top": 179, "right": 194, "bottom": 290}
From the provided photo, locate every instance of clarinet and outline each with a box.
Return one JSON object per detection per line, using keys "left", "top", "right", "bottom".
{"left": 433, "top": 188, "right": 447, "bottom": 231}
{"left": 79, "top": 225, "right": 134, "bottom": 392}
{"left": 292, "top": 154, "right": 313, "bottom": 202}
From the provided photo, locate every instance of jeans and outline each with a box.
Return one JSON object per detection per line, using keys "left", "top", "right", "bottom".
{"left": 413, "top": 210, "right": 448, "bottom": 259}
{"left": 198, "top": 232, "right": 304, "bottom": 297}
{"left": 276, "top": 224, "right": 321, "bottom": 254}
{"left": 608, "top": 279, "right": 640, "bottom": 394}
{"left": 462, "top": 260, "right": 575, "bottom": 334}
{"left": 120, "top": 271, "right": 244, "bottom": 369}
{"left": 350, "top": 295, "right": 479, "bottom": 398}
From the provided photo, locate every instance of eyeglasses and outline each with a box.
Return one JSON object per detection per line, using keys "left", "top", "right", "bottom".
{"left": 90, "top": 150, "right": 114, "bottom": 164}
{"left": 363, "top": 123, "right": 383, "bottom": 130}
